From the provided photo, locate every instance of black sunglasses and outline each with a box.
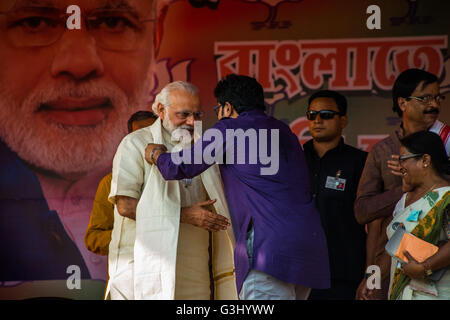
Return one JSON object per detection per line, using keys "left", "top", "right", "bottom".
{"left": 306, "top": 110, "right": 342, "bottom": 120}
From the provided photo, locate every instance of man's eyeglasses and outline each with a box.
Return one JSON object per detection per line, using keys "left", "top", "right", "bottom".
{"left": 306, "top": 110, "right": 342, "bottom": 121}
{"left": 398, "top": 153, "right": 423, "bottom": 163}
{"left": 0, "top": 6, "right": 156, "bottom": 51}
{"left": 175, "top": 111, "right": 204, "bottom": 120}
{"left": 407, "top": 95, "right": 445, "bottom": 106}
{"left": 214, "top": 104, "right": 222, "bottom": 116}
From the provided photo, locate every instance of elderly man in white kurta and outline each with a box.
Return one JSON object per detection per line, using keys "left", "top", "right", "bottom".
{"left": 106, "top": 82, "right": 237, "bottom": 300}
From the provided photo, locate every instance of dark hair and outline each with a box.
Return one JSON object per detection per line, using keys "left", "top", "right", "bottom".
{"left": 308, "top": 90, "right": 347, "bottom": 115}
{"left": 214, "top": 74, "right": 266, "bottom": 114}
{"left": 127, "top": 111, "right": 157, "bottom": 133}
{"left": 392, "top": 69, "right": 438, "bottom": 117}
{"left": 400, "top": 131, "right": 450, "bottom": 177}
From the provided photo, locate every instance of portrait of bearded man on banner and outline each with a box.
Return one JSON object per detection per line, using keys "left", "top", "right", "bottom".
{"left": 0, "top": 0, "right": 173, "bottom": 296}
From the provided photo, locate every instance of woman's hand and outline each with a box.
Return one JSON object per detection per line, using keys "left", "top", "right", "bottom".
{"left": 402, "top": 251, "right": 425, "bottom": 280}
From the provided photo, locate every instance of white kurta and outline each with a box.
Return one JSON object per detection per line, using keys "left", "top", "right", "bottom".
{"left": 107, "top": 118, "right": 237, "bottom": 300}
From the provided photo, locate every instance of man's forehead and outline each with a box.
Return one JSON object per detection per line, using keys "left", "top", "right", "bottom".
{"left": 5, "top": 0, "right": 153, "bottom": 12}
{"left": 170, "top": 91, "right": 201, "bottom": 108}
{"left": 309, "top": 97, "right": 339, "bottom": 109}
{"left": 413, "top": 80, "right": 439, "bottom": 95}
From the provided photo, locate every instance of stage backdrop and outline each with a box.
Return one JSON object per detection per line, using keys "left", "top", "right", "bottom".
{"left": 0, "top": 0, "right": 448, "bottom": 300}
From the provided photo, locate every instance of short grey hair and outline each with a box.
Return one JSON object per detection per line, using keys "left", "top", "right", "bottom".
{"left": 151, "top": 81, "right": 199, "bottom": 114}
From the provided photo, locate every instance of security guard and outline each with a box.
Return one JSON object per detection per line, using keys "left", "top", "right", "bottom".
{"left": 303, "top": 90, "right": 367, "bottom": 300}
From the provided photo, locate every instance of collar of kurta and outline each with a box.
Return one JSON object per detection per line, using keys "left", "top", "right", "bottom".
{"left": 237, "top": 108, "right": 266, "bottom": 117}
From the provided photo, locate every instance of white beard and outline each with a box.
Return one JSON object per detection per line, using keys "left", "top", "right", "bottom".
{"left": 162, "top": 111, "right": 195, "bottom": 147}
{"left": 162, "top": 113, "right": 179, "bottom": 134}
{"left": 0, "top": 78, "right": 151, "bottom": 176}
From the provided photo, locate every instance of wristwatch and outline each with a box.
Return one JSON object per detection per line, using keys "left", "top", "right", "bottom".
{"left": 150, "top": 146, "right": 165, "bottom": 164}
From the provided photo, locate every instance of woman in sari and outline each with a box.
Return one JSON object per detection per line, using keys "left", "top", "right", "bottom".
{"left": 387, "top": 131, "right": 450, "bottom": 300}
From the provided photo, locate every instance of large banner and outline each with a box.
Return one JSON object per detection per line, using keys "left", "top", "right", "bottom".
{"left": 0, "top": 0, "right": 448, "bottom": 299}
{"left": 157, "top": 0, "right": 450, "bottom": 149}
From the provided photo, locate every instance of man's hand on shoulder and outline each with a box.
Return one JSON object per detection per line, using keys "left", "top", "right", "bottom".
{"left": 181, "top": 199, "right": 230, "bottom": 232}
{"left": 145, "top": 143, "right": 168, "bottom": 165}
{"left": 387, "top": 154, "right": 403, "bottom": 177}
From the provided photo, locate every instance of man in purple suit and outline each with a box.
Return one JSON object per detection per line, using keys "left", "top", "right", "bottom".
{"left": 145, "top": 74, "right": 330, "bottom": 300}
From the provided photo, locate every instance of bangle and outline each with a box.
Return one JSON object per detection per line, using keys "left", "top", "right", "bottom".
{"left": 422, "top": 261, "right": 433, "bottom": 278}
{"left": 150, "top": 147, "right": 164, "bottom": 164}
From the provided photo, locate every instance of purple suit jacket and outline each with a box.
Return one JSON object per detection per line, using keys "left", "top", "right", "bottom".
{"left": 157, "top": 110, "right": 330, "bottom": 293}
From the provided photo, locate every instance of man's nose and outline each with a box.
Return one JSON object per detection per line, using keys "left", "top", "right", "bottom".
{"left": 314, "top": 115, "right": 323, "bottom": 124}
{"left": 51, "top": 28, "right": 104, "bottom": 81}
{"left": 185, "top": 115, "right": 195, "bottom": 126}
{"left": 429, "top": 98, "right": 440, "bottom": 108}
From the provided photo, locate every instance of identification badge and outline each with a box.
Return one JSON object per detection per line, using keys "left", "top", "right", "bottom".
{"left": 406, "top": 209, "right": 422, "bottom": 222}
{"left": 325, "top": 176, "right": 346, "bottom": 191}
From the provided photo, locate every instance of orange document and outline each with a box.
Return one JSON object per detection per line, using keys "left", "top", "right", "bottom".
{"left": 396, "top": 233, "right": 438, "bottom": 263}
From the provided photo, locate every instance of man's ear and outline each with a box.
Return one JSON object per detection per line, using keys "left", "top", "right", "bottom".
{"left": 157, "top": 103, "right": 166, "bottom": 119}
{"left": 398, "top": 97, "right": 407, "bottom": 113}
{"left": 223, "top": 102, "right": 233, "bottom": 117}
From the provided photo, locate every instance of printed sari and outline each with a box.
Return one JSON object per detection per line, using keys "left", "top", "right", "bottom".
{"left": 387, "top": 187, "right": 450, "bottom": 300}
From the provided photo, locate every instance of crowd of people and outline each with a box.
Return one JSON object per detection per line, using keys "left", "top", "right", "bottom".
{"left": 85, "top": 69, "right": 449, "bottom": 300}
